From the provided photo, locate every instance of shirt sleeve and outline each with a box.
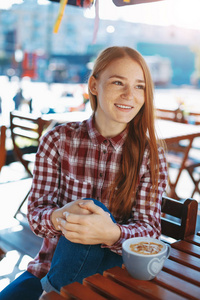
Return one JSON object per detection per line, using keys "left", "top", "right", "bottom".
{"left": 27, "top": 128, "right": 62, "bottom": 239}
{"left": 105, "top": 146, "right": 168, "bottom": 255}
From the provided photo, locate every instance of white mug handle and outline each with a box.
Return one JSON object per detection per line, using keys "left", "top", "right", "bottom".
{"left": 166, "top": 244, "right": 171, "bottom": 258}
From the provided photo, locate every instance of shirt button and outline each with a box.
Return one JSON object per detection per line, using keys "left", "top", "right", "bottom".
{"left": 100, "top": 173, "right": 103, "bottom": 177}
{"left": 103, "top": 140, "right": 108, "bottom": 144}
{"left": 103, "top": 150, "right": 106, "bottom": 154}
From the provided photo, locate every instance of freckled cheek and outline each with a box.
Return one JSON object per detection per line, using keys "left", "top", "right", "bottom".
{"left": 135, "top": 95, "right": 145, "bottom": 106}
{"left": 98, "top": 86, "right": 114, "bottom": 99}
{"left": 141, "top": 98, "right": 145, "bottom": 106}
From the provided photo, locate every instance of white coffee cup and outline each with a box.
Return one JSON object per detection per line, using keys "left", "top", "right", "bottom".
{"left": 122, "top": 237, "right": 171, "bottom": 280}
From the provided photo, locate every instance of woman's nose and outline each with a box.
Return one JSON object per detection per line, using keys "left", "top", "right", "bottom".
{"left": 121, "top": 85, "right": 134, "bottom": 100}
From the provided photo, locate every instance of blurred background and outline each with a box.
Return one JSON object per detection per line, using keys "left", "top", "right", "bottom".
{"left": 1, "top": 0, "right": 200, "bottom": 123}
{"left": 0, "top": 0, "right": 200, "bottom": 86}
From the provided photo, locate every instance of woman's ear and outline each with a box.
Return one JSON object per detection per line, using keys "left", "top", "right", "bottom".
{"left": 88, "top": 76, "right": 98, "bottom": 96}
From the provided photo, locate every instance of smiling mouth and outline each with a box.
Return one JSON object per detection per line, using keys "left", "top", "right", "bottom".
{"left": 115, "top": 104, "right": 133, "bottom": 109}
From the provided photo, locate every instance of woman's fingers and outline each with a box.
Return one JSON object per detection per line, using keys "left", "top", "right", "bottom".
{"left": 79, "top": 201, "right": 110, "bottom": 218}
{"left": 57, "top": 215, "right": 93, "bottom": 244}
{"left": 56, "top": 203, "right": 118, "bottom": 245}
{"left": 61, "top": 200, "right": 92, "bottom": 216}
{"left": 58, "top": 213, "right": 89, "bottom": 227}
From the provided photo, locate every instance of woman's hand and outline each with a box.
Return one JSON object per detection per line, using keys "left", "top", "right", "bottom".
{"left": 51, "top": 199, "right": 91, "bottom": 231}
{"left": 56, "top": 200, "right": 121, "bottom": 246}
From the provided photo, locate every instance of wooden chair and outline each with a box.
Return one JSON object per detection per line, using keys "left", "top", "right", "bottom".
{"left": 156, "top": 107, "right": 200, "bottom": 199}
{"left": 165, "top": 149, "right": 200, "bottom": 200}
{"left": 161, "top": 196, "right": 198, "bottom": 240}
{"left": 0, "top": 125, "right": 7, "bottom": 172}
{"left": 156, "top": 107, "right": 200, "bottom": 126}
{"left": 10, "top": 110, "right": 51, "bottom": 218}
{"left": 156, "top": 107, "right": 187, "bottom": 123}
{"left": 186, "top": 111, "right": 200, "bottom": 126}
{"left": 185, "top": 162, "right": 200, "bottom": 198}
{"left": 10, "top": 110, "right": 51, "bottom": 177}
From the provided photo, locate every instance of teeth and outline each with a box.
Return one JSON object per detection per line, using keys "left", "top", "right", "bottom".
{"left": 116, "top": 104, "right": 132, "bottom": 109}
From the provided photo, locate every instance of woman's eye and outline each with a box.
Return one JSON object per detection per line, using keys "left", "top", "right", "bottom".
{"left": 136, "top": 84, "right": 145, "bottom": 90}
{"left": 113, "top": 81, "right": 122, "bottom": 86}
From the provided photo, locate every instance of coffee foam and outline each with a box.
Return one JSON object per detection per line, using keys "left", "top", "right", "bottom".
{"left": 130, "top": 241, "right": 163, "bottom": 255}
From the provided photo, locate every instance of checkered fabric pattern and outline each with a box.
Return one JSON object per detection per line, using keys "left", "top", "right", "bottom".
{"left": 27, "top": 115, "right": 168, "bottom": 279}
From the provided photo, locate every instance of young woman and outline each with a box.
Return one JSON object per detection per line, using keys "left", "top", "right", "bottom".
{"left": 0, "top": 46, "right": 168, "bottom": 299}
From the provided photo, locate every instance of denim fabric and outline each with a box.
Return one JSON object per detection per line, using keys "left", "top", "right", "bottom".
{"left": 0, "top": 271, "right": 43, "bottom": 300}
{"left": 41, "top": 198, "right": 123, "bottom": 293}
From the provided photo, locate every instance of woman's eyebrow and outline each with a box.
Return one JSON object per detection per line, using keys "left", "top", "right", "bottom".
{"left": 109, "top": 75, "right": 145, "bottom": 83}
{"left": 109, "top": 75, "right": 126, "bottom": 80}
{"left": 136, "top": 79, "right": 145, "bottom": 84}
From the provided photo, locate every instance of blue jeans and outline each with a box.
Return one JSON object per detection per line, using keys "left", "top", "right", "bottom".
{"left": 0, "top": 199, "right": 122, "bottom": 299}
{"left": 0, "top": 271, "right": 43, "bottom": 300}
{"left": 41, "top": 198, "right": 123, "bottom": 293}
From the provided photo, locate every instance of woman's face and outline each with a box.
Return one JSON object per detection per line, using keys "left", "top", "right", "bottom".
{"left": 89, "top": 56, "right": 145, "bottom": 137}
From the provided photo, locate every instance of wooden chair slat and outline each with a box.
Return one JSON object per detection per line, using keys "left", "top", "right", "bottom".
{"left": 172, "top": 240, "right": 200, "bottom": 258}
{"left": 161, "top": 197, "right": 187, "bottom": 218}
{"left": 83, "top": 273, "right": 146, "bottom": 300}
{"left": 163, "top": 259, "right": 200, "bottom": 286}
{"left": 161, "top": 197, "right": 198, "bottom": 240}
{"left": 61, "top": 281, "right": 106, "bottom": 300}
{"left": 161, "top": 219, "right": 183, "bottom": 240}
{"left": 13, "top": 128, "right": 39, "bottom": 139}
{"left": 153, "top": 270, "right": 200, "bottom": 300}
{"left": 169, "top": 247, "right": 200, "bottom": 271}
{"left": 12, "top": 120, "right": 39, "bottom": 130}
{"left": 103, "top": 266, "right": 185, "bottom": 300}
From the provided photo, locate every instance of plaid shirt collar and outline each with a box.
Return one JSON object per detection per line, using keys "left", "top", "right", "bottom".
{"left": 86, "top": 114, "right": 128, "bottom": 151}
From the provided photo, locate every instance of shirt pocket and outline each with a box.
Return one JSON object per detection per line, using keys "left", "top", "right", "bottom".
{"left": 60, "top": 172, "right": 92, "bottom": 203}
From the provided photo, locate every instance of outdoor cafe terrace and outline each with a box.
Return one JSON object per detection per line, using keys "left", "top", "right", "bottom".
{"left": 0, "top": 80, "right": 200, "bottom": 297}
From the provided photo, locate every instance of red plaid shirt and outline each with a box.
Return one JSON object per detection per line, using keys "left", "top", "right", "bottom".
{"left": 27, "top": 115, "right": 168, "bottom": 279}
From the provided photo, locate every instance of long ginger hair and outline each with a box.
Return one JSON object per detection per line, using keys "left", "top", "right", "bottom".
{"left": 88, "top": 46, "right": 161, "bottom": 222}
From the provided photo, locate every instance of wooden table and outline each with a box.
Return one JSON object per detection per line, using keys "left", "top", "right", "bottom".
{"left": 41, "top": 234, "right": 200, "bottom": 300}
{"left": 156, "top": 120, "right": 200, "bottom": 199}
